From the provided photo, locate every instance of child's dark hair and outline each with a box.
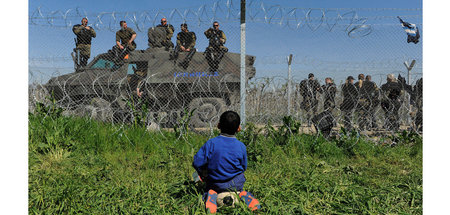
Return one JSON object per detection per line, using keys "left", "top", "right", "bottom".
{"left": 218, "top": 111, "right": 240, "bottom": 135}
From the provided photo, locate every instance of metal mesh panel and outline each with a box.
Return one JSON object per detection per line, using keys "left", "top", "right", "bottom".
{"left": 29, "top": 1, "right": 422, "bottom": 139}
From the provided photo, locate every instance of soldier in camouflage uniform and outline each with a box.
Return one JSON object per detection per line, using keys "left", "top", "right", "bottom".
{"left": 72, "top": 18, "right": 96, "bottom": 68}
{"left": 380, "top": 74, "right": 402, "bottom": 131}
{"left": 340, "top": 76, "right": 358, "bottom": 131}
{"left": 155, "top": 18, "right": 175, "bottom": 50}
{"left": 204, "top": 21, "right": 228, "bottom": 72}
{"left": 299, "top": 73, "right": 323, "bottom": 125}
{"left": 322, "top": 77, "right": 337, "bottom": 112}
{"left": 354, "top": 74, "right": 366, "bottom": 130}
{"left": 173, "top": 23, "right": 197, "bottom": 70}
{"left": 115, "top": 21, "right": 137, "bottom": 59}
{"left": 358, "top": 75, "right": 380, "bottom": 130}
{"left": 413, "top": 78, "right": 423, "bottom": 132}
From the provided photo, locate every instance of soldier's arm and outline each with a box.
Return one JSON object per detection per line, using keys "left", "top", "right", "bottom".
{"left": 221, "top": 31, "right": 227, "bottom": 44}
{"left": 130, "top": 33, "right": 137, "bottom": 43}
{"left": 204, "top": 28, "right": 212, "bottom": 38}
{"left": 353, "top": 85, "right": 359, "bottom": 97}
{"left": 167, "top": 25, "right": 174, "bottom": 39}
{"left": 73, "top": 25, "right": 82, "bottom": 34}
{"left": 317, "top": 82, "right": 323, "bottom": 93}
{"left": 188, "top": 33, "right": 196, "bottom": 50}
{"left": 129, "top": 28, "right": 137, "bottom": 43}
{"left": 116, "top": 32, "right": 122, "bottom": 47}
{"left": 176, "top": 33, "right": 181, "bottom": 47}
{"left": 90, "top": 27, "right": 96, "bottom": 38}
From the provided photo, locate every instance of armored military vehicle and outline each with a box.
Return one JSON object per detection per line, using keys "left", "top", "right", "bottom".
{"left": 43, "top": 27, "right": 256, "bottom": 128}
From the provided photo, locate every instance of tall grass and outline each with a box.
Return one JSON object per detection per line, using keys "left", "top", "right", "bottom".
{"left": 29, "top": 113, "right": 422, "bottom": 214}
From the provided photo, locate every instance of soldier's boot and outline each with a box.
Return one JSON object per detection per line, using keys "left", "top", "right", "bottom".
{"left": 184, "top": 49, "right": 196, "bottom": 69}
{"left": 239, "top": 191, "right": 261, "bottom": 211}
{"left": 205, "top": 189, "right": 218, "bottom": 214}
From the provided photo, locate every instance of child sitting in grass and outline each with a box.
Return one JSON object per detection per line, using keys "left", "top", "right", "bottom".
{"left": 193, "top": 111, "right": 260, "bottom": 213}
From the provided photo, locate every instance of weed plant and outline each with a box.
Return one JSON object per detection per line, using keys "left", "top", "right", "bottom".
{"left": 29, "top": 113, "right": 422, "bottom": 214}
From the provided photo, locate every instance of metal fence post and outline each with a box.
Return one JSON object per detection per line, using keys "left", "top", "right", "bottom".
{"left": 240, "top": 0, "right": 246, "bottom": 127}
{"left": 287, "top": 54, "right": 293, "bottom": 115}
{"left": 404, "top": 59, "right": 416, "bottom": 85}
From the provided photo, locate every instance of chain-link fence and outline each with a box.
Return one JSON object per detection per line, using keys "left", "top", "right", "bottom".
{"left": 29, "top": 1, "right": 423, "bottom": 138}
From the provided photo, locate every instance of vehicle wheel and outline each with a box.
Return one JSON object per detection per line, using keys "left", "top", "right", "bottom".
{"left": 189, "top": 97, "right": 227, "bottom": 128}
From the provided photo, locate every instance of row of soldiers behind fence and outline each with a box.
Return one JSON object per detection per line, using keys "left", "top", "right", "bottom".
{"left": 299, "top": 73, "right": 423, "bottom": 136}
{"left": 73, "top": 18, "right": 227, "bottom": 72}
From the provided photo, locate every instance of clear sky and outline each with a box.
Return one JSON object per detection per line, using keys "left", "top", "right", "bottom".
{"left": 28, "top": 0, "right": 422, "bottom": 85}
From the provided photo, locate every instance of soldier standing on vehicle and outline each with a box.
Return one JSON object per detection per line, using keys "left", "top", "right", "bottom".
{"left": 380, "top": 74, "right": 402, "bottom": 131}
{"left": 299, "top": 73, "right": 323, "bottom": 126}
{"left": 173, "top": 23, "right": 197, "bottom": 69}
{"left": 204, "top": 21, "right": 228, "bottom": 72}
{"left": 115, "top": 21, "right": 137, "bottom": 59}
{"left": 340, "top": 76, "right": 358, "bottom": 131}
{"left": 156, "top": 18, "right": 175, "bottom": 50}
{"left": 322, "top": 77, "right": 337, "bottom": 112}
{"left": 72, "top": 18, "right": 96, "bottom": 68}
{"left": 359, "top": 75, "right": 380, "bottom": 130}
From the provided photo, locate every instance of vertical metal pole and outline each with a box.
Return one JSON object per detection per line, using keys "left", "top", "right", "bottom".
{"left": 240, "top": 0, "right": 246, "bottom": 127}
{"left": 287, "top": 54, "right": 293, "bottom": 116}
{"left": 407, "top": 69, "right": 411, "bottom": 85}
{"left": 77, "top": 49, "right": 80, "bottom": 68}
{"left": 404, "top": 59, "right": 415, "bottom": 85}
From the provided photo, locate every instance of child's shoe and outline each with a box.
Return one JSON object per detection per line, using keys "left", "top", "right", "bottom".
{"left": 205, "top": 189, "right": 218, "bottom": 213}
{"left": 239, "top": 191, "right": 261, "bottom": 211}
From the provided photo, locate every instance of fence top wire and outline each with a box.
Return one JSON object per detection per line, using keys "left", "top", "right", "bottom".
{"left": 29, "top": 0, "right": 422, "bottom": 33}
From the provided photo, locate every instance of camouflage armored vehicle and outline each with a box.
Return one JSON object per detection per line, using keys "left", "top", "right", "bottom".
{"left": 43, "top": 27, "right": 256, "bottom": 128}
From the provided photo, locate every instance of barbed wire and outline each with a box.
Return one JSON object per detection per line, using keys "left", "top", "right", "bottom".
{"left": 29, "top": 0, "right": 422, "bottom": 38}
{"left": 29, "top": 58, "right": 423, "bottom": 72}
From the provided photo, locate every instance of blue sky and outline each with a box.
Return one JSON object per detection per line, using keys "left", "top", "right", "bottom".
{"left": 29, "top": 0, "right": 423, "bottom": 85}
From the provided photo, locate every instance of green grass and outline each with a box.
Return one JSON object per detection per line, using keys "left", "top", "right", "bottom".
{"left": 29, "top": 113, "right": 422, "bottom": 214}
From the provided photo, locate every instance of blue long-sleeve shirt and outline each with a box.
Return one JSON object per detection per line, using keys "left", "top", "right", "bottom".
{"left": 193, "top": 135, "right": 247, "bottom": 182}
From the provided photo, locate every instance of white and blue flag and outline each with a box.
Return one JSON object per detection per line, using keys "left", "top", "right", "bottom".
{"left": 398, "top": 16, "right": 420, "bottom": 44}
